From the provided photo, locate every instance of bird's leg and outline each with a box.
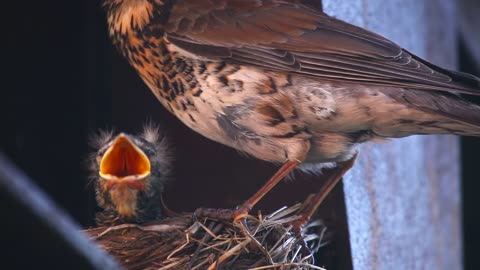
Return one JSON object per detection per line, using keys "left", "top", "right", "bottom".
{"left": 289, "top": 153, "right": 358, "bottom": 236}
{"left": 195, "top": 160, "right": 299, "bottom": 221}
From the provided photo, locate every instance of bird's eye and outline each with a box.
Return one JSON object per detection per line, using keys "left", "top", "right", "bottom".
{"left": 96, "top": 144, "right": 111, "bottom": 164}
{"left": 134, "top": 138, "right": 155, "bottom": 156}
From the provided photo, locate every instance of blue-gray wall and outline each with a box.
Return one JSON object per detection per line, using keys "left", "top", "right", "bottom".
{"left": 322, "top": 1, "right": 462, "bottom": 269}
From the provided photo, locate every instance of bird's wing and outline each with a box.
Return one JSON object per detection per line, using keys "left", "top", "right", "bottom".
{"left": 165, "top": 0, "right": 480, "bottom": 94}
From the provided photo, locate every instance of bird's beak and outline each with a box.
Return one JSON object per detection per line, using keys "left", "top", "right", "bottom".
{"left": 99, "top": 133, "right": 151, "bottom": 190}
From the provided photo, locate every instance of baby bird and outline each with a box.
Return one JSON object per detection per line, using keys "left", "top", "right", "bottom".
{"left": 102, "top": 0, "right": 480, "bottom": 230}
{"left": 89, "top": 124, "right": 173, "bottom": 226}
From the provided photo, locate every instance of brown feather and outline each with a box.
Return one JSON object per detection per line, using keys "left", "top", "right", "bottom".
{"left": 165, "top": 0, "right": 480, "bottom": 94}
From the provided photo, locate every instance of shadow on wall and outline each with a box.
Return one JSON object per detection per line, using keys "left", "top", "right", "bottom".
{"left": 459, "top": 3, "right": 480, "bottom": 270}
{"left": 459, "top": 42, "right": 480, "bottom": 270}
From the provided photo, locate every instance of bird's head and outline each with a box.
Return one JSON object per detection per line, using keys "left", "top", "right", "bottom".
{"left": 102, "top": 0, "right": 167, "bottom": 36}
{"left": 90, "top": 124, "right": 172, "bottom": 225}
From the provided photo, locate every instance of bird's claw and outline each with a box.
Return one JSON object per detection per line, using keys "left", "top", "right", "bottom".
{"left": 286, "top": 219, "right": 315, "bottom": 257}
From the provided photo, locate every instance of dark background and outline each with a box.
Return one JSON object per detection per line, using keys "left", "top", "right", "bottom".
{"left": 1, "top": 1, "right": 478, "bottom": 269}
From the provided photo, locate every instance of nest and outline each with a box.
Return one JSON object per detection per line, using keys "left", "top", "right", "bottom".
{"left": 84, "top": 204, "right": 329, "bottom": 270}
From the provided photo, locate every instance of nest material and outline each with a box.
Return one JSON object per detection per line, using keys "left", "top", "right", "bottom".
{"left": 84, "top": 204, "right": 329, "bottom": 270}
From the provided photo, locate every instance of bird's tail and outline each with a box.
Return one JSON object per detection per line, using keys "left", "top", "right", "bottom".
{"left": 379, "top": 89, "right": 480, "bottom": 137}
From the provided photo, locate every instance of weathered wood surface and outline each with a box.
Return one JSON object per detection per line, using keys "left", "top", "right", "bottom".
{"left": 322, "top": 1, "right": 462, "bottom": 269}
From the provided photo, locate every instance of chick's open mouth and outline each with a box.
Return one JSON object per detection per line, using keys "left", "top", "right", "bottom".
{"left": 99, "top": 134, "right": 151, "bottom": 183}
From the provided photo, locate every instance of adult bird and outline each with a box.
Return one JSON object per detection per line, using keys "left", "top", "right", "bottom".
{"left": 103, "top": 0, "right": 480, "bottom": 231}
{"left": 89, "top": 124, "right": 173, "bottom": 226}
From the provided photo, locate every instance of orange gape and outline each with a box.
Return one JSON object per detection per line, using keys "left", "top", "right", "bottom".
{"left": 100, "top": 134, "right": 151, "bottom": 184}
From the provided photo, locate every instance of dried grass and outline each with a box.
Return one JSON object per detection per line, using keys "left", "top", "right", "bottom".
{"left": 84, "top": 204, "right": 328, "bottom": 270}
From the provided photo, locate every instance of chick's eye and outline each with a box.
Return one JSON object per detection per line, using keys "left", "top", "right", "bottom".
{"left": 133, "top": 138, "right": 151, "bottom": 154}
{"left": 96, "top": 155, "right": 103, "bottom": 164}
{"left": 138, "top": 136, "right": 156, "bottom": 150}
{"left": 97, "top": 149, "right": 105, "bottom": 159}
{"left": 96, "top": 144, "right": 111, "bottom": 162}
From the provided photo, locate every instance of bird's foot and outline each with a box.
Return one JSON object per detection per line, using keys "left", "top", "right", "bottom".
{"left": 193, "top": 204, "right": 252, "bottom": 222}
{"left": 284, "top": 218, "right": 313, "bottom": 256}
{"left": 287, "top": 219, "right": 307, "bottom": 238}
{"left": 286, "top": 217, "right": 331, "bottom": 260}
